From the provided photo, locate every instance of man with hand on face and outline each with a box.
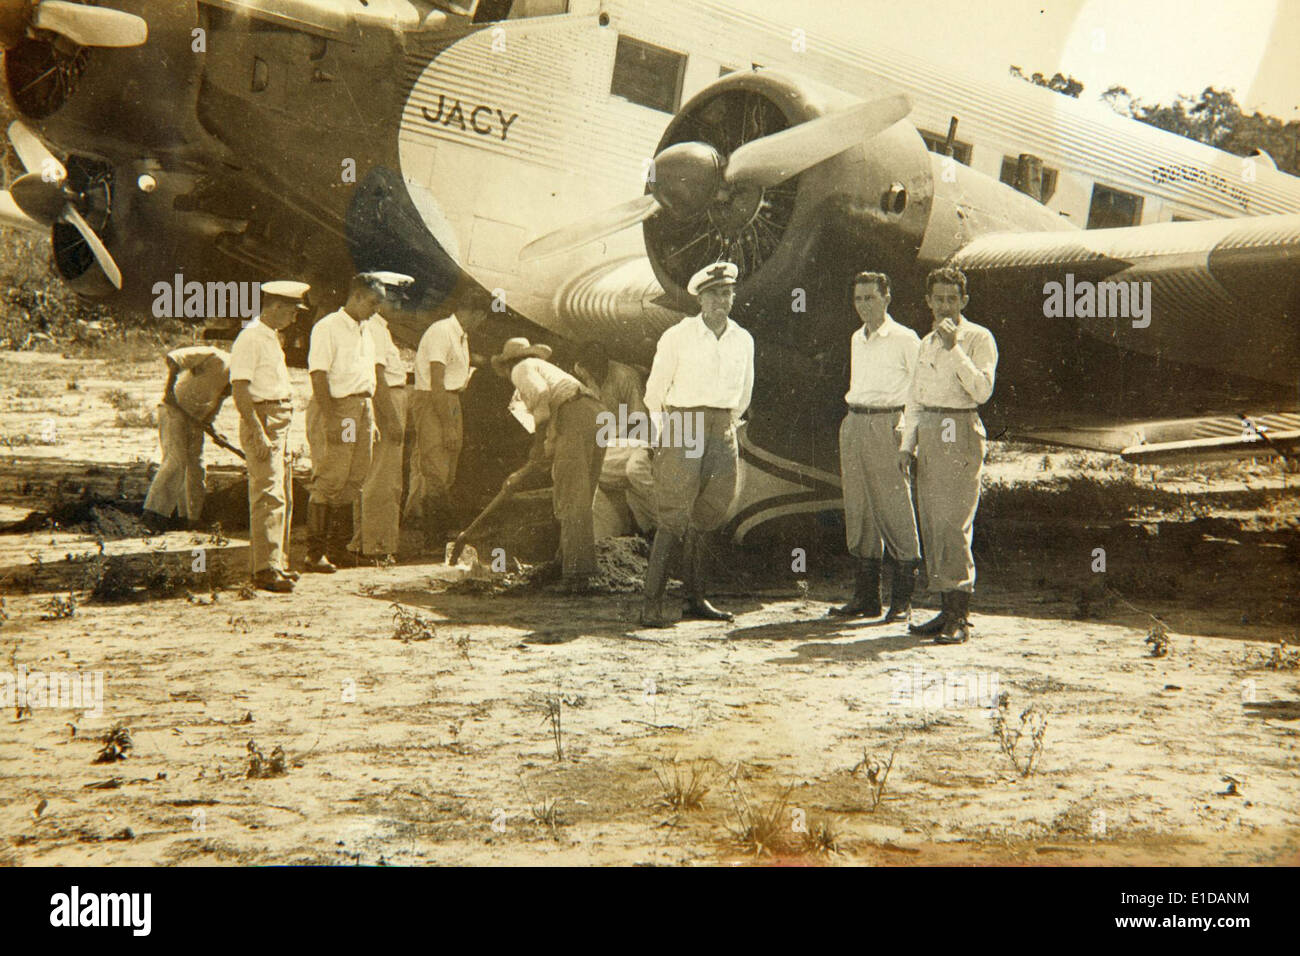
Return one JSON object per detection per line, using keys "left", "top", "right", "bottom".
{"left": 228, "top": 280, "right": 309, "bottom": 593}
{"left": 406, "top": 303, "right": 487, "bottom": 552}
{"left": 899, "top": 265, "right": 998, "bottom": 644}
{"left": 350, "top": 272, "right": 414, "bottom": 561}
{"left": 304, "top": 273, "right": 385, "bottom": 572}
{"left": 640, "top": 261, "right": 754, "bottom": 628}
{"left": 830, "top": 271, "right": 921, "bottom": 622}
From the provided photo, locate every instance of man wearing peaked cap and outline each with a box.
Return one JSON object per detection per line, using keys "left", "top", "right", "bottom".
{"left": 640, "top": 260, "right": 753, "bottom": 627}
{"left": 350, "top": 272, "right": 415, "bottom": 560}
{"left": 228, "top": 279, "right": 309, "bottom": 593}
{"left": 304, "top": 273, "right": 384, "bottom": 571}
{"left": 492, "top": 337, "right": 607, "bottom": 591}
{"left": 685, "top": 260, "right": 739, "bottom": 296}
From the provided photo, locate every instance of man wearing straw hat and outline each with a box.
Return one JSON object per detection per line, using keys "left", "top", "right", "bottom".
{"left": 491, "top": 337, "right": 606, "bottom": 591}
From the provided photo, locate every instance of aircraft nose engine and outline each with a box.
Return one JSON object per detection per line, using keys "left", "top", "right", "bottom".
{"left": 518, "top": 75, "right": 910, "bottom": 275}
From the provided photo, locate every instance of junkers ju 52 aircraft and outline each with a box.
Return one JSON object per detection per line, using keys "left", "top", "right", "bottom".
{"left": 1, "top": 0, "right": 1298, "bottom": 540}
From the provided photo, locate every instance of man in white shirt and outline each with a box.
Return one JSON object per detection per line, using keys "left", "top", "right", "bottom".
{"left": 831, "top": 271, "right": 922, "bottom": 622}
{"left": 640, "top": 261, "right": 754, "bottom": 627}
{"left": 143, "top": 345, "right": 230, "bottom": 529}
{"left": 304, "top": 273, "right": 384, "bottom": 571}
{"left": 406, "top": 304, "right": 486, "bottom": 551}
{"left": 898, "top": 266, "right": 999, "bottom": 644}
{"left": 349, "top": 273, "right": 414, "bottom": 560}
{"left": 229, "top": 281, "right": 309, "bottom": 593}
{"left": 491, "top": 338, "right": 606, "bottom": 590}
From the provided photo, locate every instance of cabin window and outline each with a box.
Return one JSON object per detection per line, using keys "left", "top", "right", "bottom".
{"left": 918, "top": 129, "right": 972, "bottom": 165}
{"left": 1087, "top": 184, "right": 1144, "bottom": 229}
{"left": 610, "top": 35, "right": 687, "bottom": 114}
{"left": 999, "top": 155, "right": 1058, "bottom": 203}
{"left": 508, "top": 0, "right": 569, "bottom": 16}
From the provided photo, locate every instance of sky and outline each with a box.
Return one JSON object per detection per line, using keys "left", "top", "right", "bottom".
{"left": 741, "top": 0, "right": 1300, "bottom": 120}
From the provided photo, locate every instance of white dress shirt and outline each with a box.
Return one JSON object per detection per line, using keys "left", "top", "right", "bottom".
{"left": 307, "top": 308, "right": 377, "bottom": 398}
{"left": 509, "top": 357, "right": 583, "bottom": 426}
{"left": 900, "top": 316, "right": 998, "bottom": 452}
{"left": 228, "top": 318, "right": 291, "bottom": 402}
{"left": 644, "top": 314, "right": 754, "bottom": 420}
{"left": 844, "top": 315, "right": 920, "bottom": 407}
{"left": 363, "top": 313, "right": 407, "bottom": 387}
{"left": 415, "top": 315, "right": 471, "bottom": 392}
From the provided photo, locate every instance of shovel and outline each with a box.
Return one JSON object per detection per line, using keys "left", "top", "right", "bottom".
{"left": 447, "top": 460, "right": 541, "bottom": 565}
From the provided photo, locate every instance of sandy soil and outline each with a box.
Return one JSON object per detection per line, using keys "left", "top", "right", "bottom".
{"left": 1, "top": 350, "right": 1298, "bottom": 866}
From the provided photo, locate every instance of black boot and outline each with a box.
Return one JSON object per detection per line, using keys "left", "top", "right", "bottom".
{"left": 936, "top": 591, "right": 972, "bottom": 644}
{"left": 909, "top": 590, "right": 948, "bottom": 636}
{"left": 682, "top": 531, "right": 733, "bottom": 621}
{"left": 885, "top": 560, "right": 918, "bottom": 623}
{"left": 422, "top": 495, "right": 447, "bottom": 554}
{"left": 639, "top": 529, "right": 680, "bottom": 627}
{"left": 304, "top": 503, "right": 336, "bottom": 573}
{"left": 829, "top": 558, "right": 882, "bottom": 617}
{"left": 327, "top": 506, "right": 355, "bottom": 567}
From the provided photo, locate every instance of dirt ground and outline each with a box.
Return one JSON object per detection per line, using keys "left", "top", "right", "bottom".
{"left": 1, "top": 350, "right": 1298, "bottom": 866}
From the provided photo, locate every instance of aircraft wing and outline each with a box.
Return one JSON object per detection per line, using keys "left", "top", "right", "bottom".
{"left": 1012, "top": 411, "right": 1300, "bottom": 465}
{"left": 950, "top": 213, "right": 1300, "bottom": 462}
{"left": 950, "top": 213, "right": 1300, "bottom": 384}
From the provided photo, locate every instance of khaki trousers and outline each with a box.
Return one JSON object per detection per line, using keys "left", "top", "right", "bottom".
{"left": 351, "top": 386, "right": 409, "bottom": 555}
{"left": 839, "top": 411, "right": 920, "bottom": 562}
{"left": 652, "top": 407, "right": 737, "bottom": 537}
{"left": 239, "top": 401, "right": 293, "bottom": 574}
{"left": 143, "top": 404, "right": 206, "bottom": 522}
{"left": 915, "top": 409, "right": 986, "bottom": 593}
{"left": 552, "top": 396, "right": 606, "bottom": 579}
{"left": 306, "top": 395, "right": 374, "bottom": 507}
{"left": 404, "top": 390, "right": 462, "bottom": 520}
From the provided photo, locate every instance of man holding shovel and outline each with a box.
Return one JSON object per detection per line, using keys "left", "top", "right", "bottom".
{"left": 486, "top": 338, "right": 606, "bottom": 591}
{"left": 143, "top": 345, "right": 233, "bottom": 530}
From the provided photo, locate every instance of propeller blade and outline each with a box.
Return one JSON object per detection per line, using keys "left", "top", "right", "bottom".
{"left": 62, "top": 203, "right": 122, "bottom": 289}
{"left": 519, "top": 194, "right": 660, "bottom": 262}
{"left": 0, "top": 190, "right": 45, "bottom": 233}
{"left": 8, "top": 120, "right": 66, "bottom": 182}
{"left": 34, "top": 1, "right": 147, "bottom": 48}
{"left": 724, "top": 93, "right": 911, "bottom": 188}
{"left": 9, "top": 170, "right": 66, "bottom": 224}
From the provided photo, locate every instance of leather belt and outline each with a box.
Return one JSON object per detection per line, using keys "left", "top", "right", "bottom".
{"left": 849, "top": 404, "right": 904, "bottom": 414}
{"left": 921, "top": 405, "right": 976, "bottom": 414}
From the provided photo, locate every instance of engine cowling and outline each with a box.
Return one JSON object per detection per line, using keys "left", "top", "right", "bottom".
{"left": 645, "top": 69, "right": 934, "bottom": 338}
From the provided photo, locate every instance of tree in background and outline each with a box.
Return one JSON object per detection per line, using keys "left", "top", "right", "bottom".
{"left": 1103, "top": 85, "right": 1300, "bottom": 177}
{"left": 1009, "top": 65, "right": 1084, "bottom": 98}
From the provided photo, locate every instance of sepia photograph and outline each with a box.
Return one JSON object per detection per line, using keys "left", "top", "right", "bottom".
{"left": 0, "top": 0, "right": 1294, "bottom": 923}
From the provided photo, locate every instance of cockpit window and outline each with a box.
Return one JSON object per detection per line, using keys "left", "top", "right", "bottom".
{"left": 610, "top": 35, "right": 687, "bottom": 114}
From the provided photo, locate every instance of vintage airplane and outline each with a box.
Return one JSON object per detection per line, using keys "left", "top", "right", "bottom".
{"left": 1, "top": 0, "right": 1298, "bottom": 541}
